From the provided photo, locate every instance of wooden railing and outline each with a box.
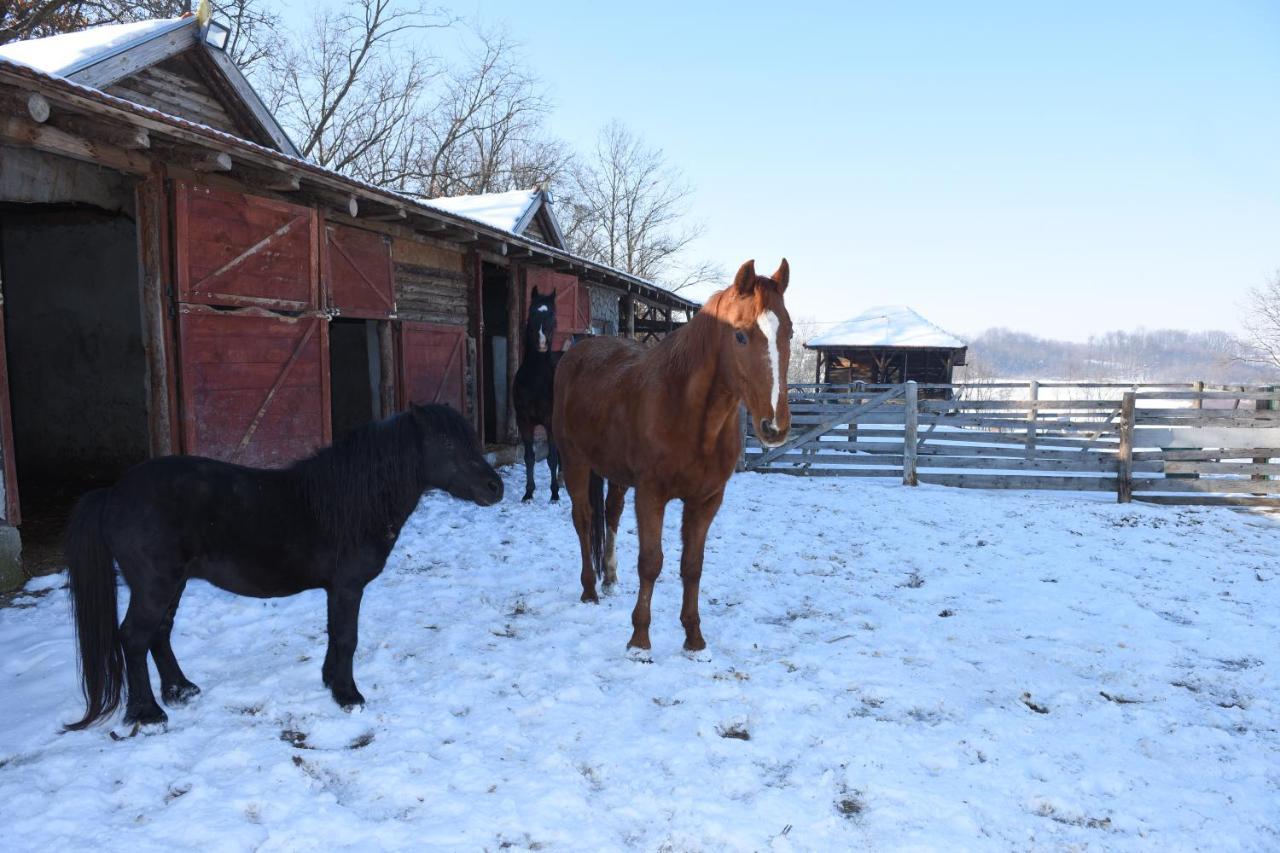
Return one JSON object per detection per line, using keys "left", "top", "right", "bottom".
{"left": 742, "top": 381, "right": 1280, "bottom": 507}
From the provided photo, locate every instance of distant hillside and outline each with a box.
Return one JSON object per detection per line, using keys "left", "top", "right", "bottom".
{"left": 958, "top": 328, "right": 1279, "bottom": 385}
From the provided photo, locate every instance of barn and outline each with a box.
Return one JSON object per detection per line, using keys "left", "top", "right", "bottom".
{"left": 805, "top": 305, "right": 967, "bottom": 387}
{"left": 0, "top": 14, "right": 697, "bottom": 588}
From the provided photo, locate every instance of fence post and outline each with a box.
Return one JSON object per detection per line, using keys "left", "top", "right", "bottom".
{"left": 903, "top": 381, "right": 918, "bottom": 486}
{"left": 1024, "top": 380, "right": 1039, "bottom": 460}
{"left": 1253, "top": 387, "right": 1273, "bottom": 484}
{"left": 1193, "top": 380, "right": 1204, "bottom": 410}
{"left": 1117, "top": 391, "right": 1135, "bottom": 503}
{"left": 848, "top": 380, "right": 864, "bottom": 448}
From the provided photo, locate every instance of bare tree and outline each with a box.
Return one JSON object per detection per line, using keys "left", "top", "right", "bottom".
{"left": 1242, "top": 272, "right": 1280, "bottom": 373}
{"left": 560, "top": 120, "right": 714, "bottom": 291}
{"left": 1, "top": 0, "right": 188, "bottom": 45}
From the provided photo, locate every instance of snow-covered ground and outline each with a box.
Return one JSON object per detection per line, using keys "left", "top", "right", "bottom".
{"left": 1, "top": 468, "right": 1277, "bottom": 850}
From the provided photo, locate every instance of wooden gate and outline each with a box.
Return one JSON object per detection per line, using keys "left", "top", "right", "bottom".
{"left": 323, "top": 222, "right": 395, "bottom": 318}
{"left": 398, "top": 322, "right": 467, "bottom": 412}
{"left": 526, "top": 268, "right": 590, "bottom": 351}
{"left": 177, "top": 306, "right": 330, "bottom": 468}
{"left": 174, "top": 181, "right": 318, "bottom": 311}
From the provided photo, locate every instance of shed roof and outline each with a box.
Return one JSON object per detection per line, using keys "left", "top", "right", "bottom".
{"left": 426, "top": 189, "right": 566, "bottom": 249}
{"left": 805, "top": 305, "right": 966, "bottom": 350}
{"left": 0, "top": 17, "right": 190, "bottom": 77}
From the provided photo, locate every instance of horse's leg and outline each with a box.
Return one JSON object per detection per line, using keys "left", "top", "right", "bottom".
{"left": 322, "top": 583, "right": 366, "bottom": 709}
{"left": 627, "top": 489, "right": 667, "bottom": 650}
{"left": 603, "top": 481, "right": 628, "bottom": 589}
{"left": 678, "top": 489, "right": 725, "bottom": 652}
{"left": 519, "top": 419, "right": 536, "bottom": 502}
{"left": 151, "top": 579, "right": 200, "bottom": 706}
{"left": 546, "top": 424, "right": 561, "bottom": 503}
{"left": 562, "top": 459, "right": 597, "bottom": 603}
{"left": 118, "top": 571, "right": 179, "bottom": 726}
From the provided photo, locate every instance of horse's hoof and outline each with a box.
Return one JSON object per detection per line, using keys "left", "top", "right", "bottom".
{"left": 550, "top": 494, "right": 560, "bottom": 503}
{"left": 625, "top": 646, "right": 653, "bottom": 664}
{"left": 521, "top": 493, "right": 534, "bottom": 503}
{"left": 162, "top": 682, "right": 201, "bottom": 707}
{"left": 580, "top": 590, "right": 599, "bottom": 604}
{"left": 124, "top": 704, "right": 168, "bottom": 727}
{"left": 332, "top": 686, "right": 366, "bottom": 710}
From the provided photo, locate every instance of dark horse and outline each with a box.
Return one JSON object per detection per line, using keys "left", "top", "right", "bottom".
{"left": 554, "top": 260, "right": 793, "bottom": 652}
{"left": 512, "top": 286, "right": 561, "bottom": 502}
{"left": 63, "top": 404, "right": 503, "bottom": 729}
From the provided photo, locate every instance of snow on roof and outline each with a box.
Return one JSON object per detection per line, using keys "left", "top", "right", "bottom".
{"left": 805, "top": 305, "right": 966, "bottom": 349}
{"left": 0, "top": 17, "right": 192, "bottom": 78}
{"left": 425, "top": 190, "right": 540, "bottom": 234}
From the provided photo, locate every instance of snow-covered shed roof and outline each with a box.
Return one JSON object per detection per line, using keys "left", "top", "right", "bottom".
{"left": 426, "top": 189, "right": 566, "bottom": 249}
{"left": 805, "top": 305, "right": 966, "bottom": 350}
{"left": 0, "top": 15, "right": 299, "bottom": 157}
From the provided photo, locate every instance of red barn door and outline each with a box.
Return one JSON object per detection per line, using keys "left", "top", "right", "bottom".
{"left": 398, "top": 322, "right": 467, "bottom": 412}
{"left": 526, "top": 268, "right": 590, "bottom": 351}
{"left": 178, "top": 307, "right": 330, "bottom": 467}
{"left": 174, "top": 181, "right": 318, "bottom": 311}
{"left": 324, "top": 222, "right": 395, "bottom": 318}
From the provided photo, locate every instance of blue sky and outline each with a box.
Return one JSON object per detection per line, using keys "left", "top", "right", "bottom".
{"left": 287, "top": 2, "right": 1280, "bottom": 340}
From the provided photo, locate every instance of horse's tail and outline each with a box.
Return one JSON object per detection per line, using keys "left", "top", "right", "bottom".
{"left": 63, "top": 488, "right": 124, "bottom": 731}
{"left": 589, "top": 471, "right": 605, "bottom": 581}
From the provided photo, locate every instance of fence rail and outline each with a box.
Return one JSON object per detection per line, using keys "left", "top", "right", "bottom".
{"left": 741, "top": 381, "right": 1280, "bottom": 507}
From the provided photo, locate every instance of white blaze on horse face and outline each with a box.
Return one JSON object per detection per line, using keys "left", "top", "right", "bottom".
{"left": 757, "top": 309, "right": 782, "bottom": 415}
{"left": 538, "top": 329, "right": 547, "bottom": 352}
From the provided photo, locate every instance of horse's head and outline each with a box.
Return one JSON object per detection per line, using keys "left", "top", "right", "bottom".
{"left": 527, "top": 287, "right": 557, "bottom": 354}
{"left": 716, "top": 258, "right": 792, "bottom": 448}
{"left": 410, "top": 404, "right": 504, "bottom": 505}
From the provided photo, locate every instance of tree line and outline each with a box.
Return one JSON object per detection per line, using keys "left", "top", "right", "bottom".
{"left": 0, "top": 0, "right": 717, "bottom": 292}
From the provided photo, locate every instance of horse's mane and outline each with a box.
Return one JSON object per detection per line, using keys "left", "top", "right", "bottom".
{"left": 290, "top": 405, "right": 474, "bottom": 556}
{"left": 655, "top": 290, "right": 725, "bottom": 383}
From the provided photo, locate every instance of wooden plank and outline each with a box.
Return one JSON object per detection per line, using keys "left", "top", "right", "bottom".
{"left": 0, "top": 113, "right": 150, "bottom": 175}
{"left": 135, "top": 169, "right": 177, "bottom": 456}
{"left": 68, "top": 22, "right": 197, "bottom": 89}
{"left": 1135, "top": 495, "right": 1280, "bottom": 507}
{"left": 1164, "top": 461, "right": 1280, "bottom": 476}
{"left": 324, "top": 222, "right": 395, "bottom": 318}
{"left": 750, "top": 386, "right": 905, "bottom": 467}
{"left": 744, "top": 467, "right": 900, "bottom": 478}
{"left": 748, "top": 452, "right": 905, "bottom": 466}
{"left": 918, "top": 473, "right": 1119, "bottom": 491}
{"left": 903, "top": 380, "right": 918, "bottom": 486}
{"left": 1025, "top": 380, "right": 1038, "bottom": 459}
{"left": 1117, "top": 392, "right": 1135, "bottom": 503}
{"left": 919, "top": 443, "right": 1115, "bottom": 460}
{"left": 1131, "top": 478, "right": 1280, "bottom": 494}
{"left": 1133, "top": 448, "right": 1280, "bottom": 462}
{"left": 915, "top": 456, "right": 1156, "bottom": 474}
{"left": 1135, "top": 408, "right": 1280, "bottom": 421}
{"left": 919, "top": 399, "right": 1121, "bottom": 411}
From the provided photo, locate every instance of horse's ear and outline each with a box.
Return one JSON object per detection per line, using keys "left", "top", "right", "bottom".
{"left": 733, "top": 259, "right": 757, "bottom": 296}
{"left": 531, "top": 285, "right": 541, "bottom": 299}
{"left": 770, "top": 258, "right": 789, "bottom": 293}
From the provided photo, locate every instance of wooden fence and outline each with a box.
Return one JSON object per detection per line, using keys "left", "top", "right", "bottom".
{"left": 741, "top": 381, "right": 1280, "bottom": 507}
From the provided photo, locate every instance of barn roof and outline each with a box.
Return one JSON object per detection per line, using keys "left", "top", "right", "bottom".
{"left": 427, "top": 189, "right": 567, "bottom": 249}
{"left": 806, "top": 305, "right": 966, "bottom": 350}
{"left": 0, "top": 14, "right": 300, "bottom": 157}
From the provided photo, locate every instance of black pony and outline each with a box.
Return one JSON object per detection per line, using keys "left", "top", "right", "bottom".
{"left": 512, "top": 286, "right": 561, "bottom": 502}
{"left": 63, "top": 403, "right": 502, "bottom": 730}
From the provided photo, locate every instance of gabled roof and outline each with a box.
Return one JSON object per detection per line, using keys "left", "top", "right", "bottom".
{"left": 0, "top": 15, "right": 299, "bottom": 157}
{"left": 426, "top": 189, "right": 566, "bottom": 249}
{"left": 806, "top": 305, "right": 966, "bottom": 350}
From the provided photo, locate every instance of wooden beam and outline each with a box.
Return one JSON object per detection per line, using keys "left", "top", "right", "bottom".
{"left": 25, "top": 92, "right": 49, "bottom": 123}
{"left": 68, "top": 22, "right": 198, "bottom": 89}
{"left": 190, "top": 151, "right": 233, "bottom": 172}
{"left": 51, "top": 113, "right": 150, "bottom": 149}
{"left": 0, "top": 114, "right": 150, "bottom": 174}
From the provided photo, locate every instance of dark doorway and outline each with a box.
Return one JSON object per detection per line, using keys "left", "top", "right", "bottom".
{"left": 0, "top": 204, "right": 149, "bottom": 575}
{"left": 328, "top": 318, "right": 383, "bottom": 442}
{"left": 481, "top": 263, "right": 510, "bottom": 444}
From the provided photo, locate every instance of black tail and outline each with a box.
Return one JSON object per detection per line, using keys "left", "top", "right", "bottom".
{"left": 589, "top": 472, "right": 605, "bottom": 581}
{"left": 63, "top": 488, "right": 123, "bottom": 731}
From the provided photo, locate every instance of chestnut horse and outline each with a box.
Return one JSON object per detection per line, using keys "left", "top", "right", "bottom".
{"left": 554, "top": 259, "right": 792, "bottom": 651}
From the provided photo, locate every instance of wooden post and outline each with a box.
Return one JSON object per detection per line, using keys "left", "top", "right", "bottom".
{"left": 903, "top": 381, "right": 918, "bottom": 486}
{"left": 1253, "top": 387, "right": 1273, "bottom": 484}
{"left": 1117, "top": 391, "right": 1135, "bottom": 503}
{"left": 624, "top": 293, "right": 635, "bottom": 339}
{"left": 1024, "top": 380, "right": 1038, "bottom": 460}
{"left": 849, "top": 379, "right": 864, "bottom": 447}
{"left": 1193, "top": 380, "right": 1204, "bottom": 410}
{"left": 505, "top": 264, "right": 522, "bottom": 443}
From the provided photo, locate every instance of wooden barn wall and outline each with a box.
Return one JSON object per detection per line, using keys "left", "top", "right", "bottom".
{"left": 391, "top": 239, "right": 469, "bottom": 326}
{"left": 105, "top": 55, "right": 243, "bottom": 137}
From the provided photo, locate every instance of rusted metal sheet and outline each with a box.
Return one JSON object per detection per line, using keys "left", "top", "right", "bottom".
{"left": 174, "top": 180, "right": 318, "bottom": 310}
{"left": 178, "top": 305, "right": 330, "bottom": 468}
{"left": 397, "top": 321, "right": 467, "bottom": 413}
{"left": 526, "top": 267, "right": 590, "bottom": 351}
{"left": 324, "top": 221, "right": 395, "bottom": 318}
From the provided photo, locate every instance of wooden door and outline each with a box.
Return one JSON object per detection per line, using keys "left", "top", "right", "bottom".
{"left": 174, "top": 181, "right": 318, "bottom": 311}
{"left": 324, "top": 222, "right": 395, "bottom": 318}
{"left": 178, "top": 306, "right": 330, "bottom": 468}
{"left": 526, "top": 268, "right": 590, "bottom": 352}
{"left": 398, "top": 322, "right": 467, "bottom": 412}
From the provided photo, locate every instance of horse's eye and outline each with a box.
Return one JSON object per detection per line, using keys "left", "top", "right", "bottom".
{"left": 735, "top": 331, "right": 748, "bottom": 345}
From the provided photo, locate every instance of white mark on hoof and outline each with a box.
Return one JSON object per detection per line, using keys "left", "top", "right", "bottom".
{"left": 625, "top": 647, "right": 653, "bottom": 664}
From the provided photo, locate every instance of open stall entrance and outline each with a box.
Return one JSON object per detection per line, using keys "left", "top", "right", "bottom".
{"left": 329, "top": 318, "right": 385, "bottom": 442}
{"left": 0, "top": 203, "right": 149, "bottom": 574}
{"left": 481, "top": 262, "right": 511, "bottom": 444}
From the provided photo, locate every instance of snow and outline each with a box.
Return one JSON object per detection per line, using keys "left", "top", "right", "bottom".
{"left": 0, "top": 18, "right": 191, "bottom": 78}
{"left": 806, "top": 305, "right": 966, "bottom": 349}
{"left": 1, "top": 467, "right": 1278, "bottom": 849}
{"left": 425, "top": 190, "right": 540, "bottom": 234}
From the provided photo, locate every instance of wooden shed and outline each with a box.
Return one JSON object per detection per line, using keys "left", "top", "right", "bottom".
{"left": 0, "top": 14, "right": 696, "bottom": 585}
{"left": 805, "top": 305, "right": 967, "bottom": 387}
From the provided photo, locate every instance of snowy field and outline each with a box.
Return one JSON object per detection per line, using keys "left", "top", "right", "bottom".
{"left": 1, "top": 467, "right": 1278, "bottom": 851}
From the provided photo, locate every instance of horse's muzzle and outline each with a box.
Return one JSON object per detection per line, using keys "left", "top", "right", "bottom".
{"left": 758, "top": 418, "right": 787, "bottom": 448}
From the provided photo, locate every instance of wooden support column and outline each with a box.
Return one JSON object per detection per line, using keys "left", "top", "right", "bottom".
{"left": 378, "top": 320, "right": 396, "bottom": 417}
{"left": 1024, "top": 380, "right": 1039, "bottom": 460}
{"left": 1117, "top": 391, "right": 1135, "bottom": 503}
{"left": 506, "top": 264, "right": 522, "bottom": 444}
{"left": 625, "top": 293, "right": 636, "bottom": 339}
{"left": 1193, "top": 380, "right": 1204, "bottom": 410}
{"left": 1253, "top": 388, "right": 1273, "bottom": 485}
{"left": 135, "top": 167, "right": 178, "bottom": 456}
{"left": 903, "top": 380, "right": 918, "bottom": 486}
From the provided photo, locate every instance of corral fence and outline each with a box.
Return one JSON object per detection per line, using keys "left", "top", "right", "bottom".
{"left": 740, "top": 381, "right": 1280, "bottom": 507}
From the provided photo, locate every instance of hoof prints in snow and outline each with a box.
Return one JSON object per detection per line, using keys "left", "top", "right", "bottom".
{"left": 0, "top": 469, "right": 1278, "bottom": 849}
